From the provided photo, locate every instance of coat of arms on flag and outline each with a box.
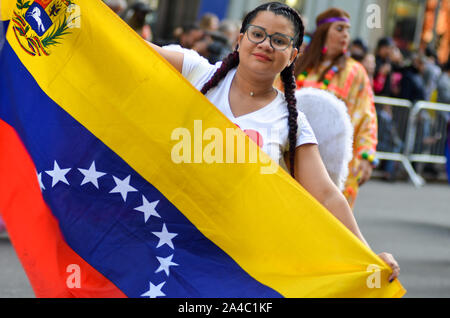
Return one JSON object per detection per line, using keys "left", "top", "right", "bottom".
{"left": 11, "top": 0, "right": 78, "bottom": 56}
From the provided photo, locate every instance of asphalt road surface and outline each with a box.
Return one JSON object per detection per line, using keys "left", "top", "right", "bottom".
{"left": 0, "top": 180, "right": 449, "bottom": 298}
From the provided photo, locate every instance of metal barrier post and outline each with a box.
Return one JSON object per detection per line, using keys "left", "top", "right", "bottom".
{"left": 374, "top": 96, "right": 425, "bottom": 187}
{"left": 406, "top": 101, "right": 450, "bottom": 169}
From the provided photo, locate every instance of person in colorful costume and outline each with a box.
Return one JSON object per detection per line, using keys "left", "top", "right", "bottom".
{"left": 295, "top": 8, "right": 378, "bottom": 209}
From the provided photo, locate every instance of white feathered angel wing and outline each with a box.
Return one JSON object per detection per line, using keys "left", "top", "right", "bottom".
{"left": 296, "top": 88, "right": 354, "bottom": 190}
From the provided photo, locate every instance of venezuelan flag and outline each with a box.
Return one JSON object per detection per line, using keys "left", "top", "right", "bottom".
{"left": 0, "top": 0, "right": 406, "bottom": 298}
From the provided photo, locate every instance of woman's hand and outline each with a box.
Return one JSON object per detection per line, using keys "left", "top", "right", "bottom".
{"left": 379, "top": 63, "right": 392, "bottom": 75}
{"left": 378, "top": 252, "right": 400, "bottom": 282}
{"left": 357, "top": 159, "right": 373, "bottom": 186}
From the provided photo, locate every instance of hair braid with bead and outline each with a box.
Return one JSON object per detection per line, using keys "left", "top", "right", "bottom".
{"left": 200, "top": 2, "right": 304, "bottom": 177}
{"left": 280, "top": 63, "right": 300, "bottom": 177}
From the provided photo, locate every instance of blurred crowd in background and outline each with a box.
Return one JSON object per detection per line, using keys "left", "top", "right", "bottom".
{"left": 351, "top": 36, "right": 450, "bottom": 181}
{"left": 103, "top": 0, "right": 449, "bottom": 98}
{"left": 104, "top": 0, "right": 241, "bottom": 63}
{"left": 103, "top": 0, "right": 449, "bottom": 106}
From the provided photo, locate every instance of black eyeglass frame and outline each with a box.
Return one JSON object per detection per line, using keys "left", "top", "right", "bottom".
{"left": 244, "top": 24, "right": 296, "bottom": 51}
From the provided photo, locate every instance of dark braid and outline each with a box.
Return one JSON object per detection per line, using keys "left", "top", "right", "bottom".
{"left": 200, "top": 2, "right": 305, "bottom": 178}
{"left": 281, "top": 63, "right": 299, "bottom": 177}
{"left": 201, "top": 51, "right": 239, "bottom": 95}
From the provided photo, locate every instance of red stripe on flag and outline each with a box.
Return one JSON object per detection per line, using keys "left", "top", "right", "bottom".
{"left": 34, "top": 0, "right": 52, "bottom": 9}
{"left": 0, "top": 119, "right": 126, "bottom": 298}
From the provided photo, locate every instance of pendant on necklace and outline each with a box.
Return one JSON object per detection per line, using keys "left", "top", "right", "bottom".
{"left": 250, "top": 92, "right": 255, "bottom": 97}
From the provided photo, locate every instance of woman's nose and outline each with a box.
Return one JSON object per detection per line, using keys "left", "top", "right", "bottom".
{"left": 257, "top": 36, "right": 273, "bottom": 50}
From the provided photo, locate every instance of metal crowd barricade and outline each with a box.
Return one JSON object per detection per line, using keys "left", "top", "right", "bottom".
{"left": 374, "top": 96, "right": 450, "bottom": 187}
{"left": 404, "top": 101, "right": 450, "bottom": 174}
{"left": 374, "top": 96, "right": 425, "bottom": 187}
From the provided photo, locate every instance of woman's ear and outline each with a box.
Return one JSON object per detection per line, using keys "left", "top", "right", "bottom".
{"left": 237, "top": 33, "right": 244, "bottom": 51}
{"left": 289, "top": 48, "right": 299, "bottom": 67}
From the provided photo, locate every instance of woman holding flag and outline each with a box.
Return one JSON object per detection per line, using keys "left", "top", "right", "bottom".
{"left": 150, "top": 1, "right": 400, "bottom": 284}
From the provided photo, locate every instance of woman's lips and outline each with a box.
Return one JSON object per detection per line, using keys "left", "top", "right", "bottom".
{"left": 253, "top": 53, "right": 272, "bottom": 62}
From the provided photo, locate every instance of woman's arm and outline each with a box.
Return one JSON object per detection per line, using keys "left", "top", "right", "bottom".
{"left": 286, "top": 144, "right": 400, "bottom": 282}
{"left": 288, "top": 144, "right": 370, "bottom": 247}
{"left": 353, "top": 69, "right": 378, "bottom": 186}
{"left": 147, "top": 42, "right": 184, "bottom": 74}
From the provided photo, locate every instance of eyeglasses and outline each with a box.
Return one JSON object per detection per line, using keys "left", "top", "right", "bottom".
{"left": 245, "top": 24, "right": 295, "bottom": 51}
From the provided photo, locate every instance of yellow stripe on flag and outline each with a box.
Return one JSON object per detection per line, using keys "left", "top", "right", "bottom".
{"left": 6, "top": 0, "right": 405, "bottom": 297}
{"left": 1, "top": 0, "right": 15, "bottom": 21}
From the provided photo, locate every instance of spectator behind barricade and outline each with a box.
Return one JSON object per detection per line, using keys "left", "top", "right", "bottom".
{"left": 377, "top": 105, "right": 403, "bottom": 181}
{"left": 399, "top": 53, "right": 426, "bottom": 102}
{"left": 389, "top": 47, "right": 404, "bottom": 97}
{"left": 404, "top": 54, "right": 441, "bottom": 177}
{"left": 349, "top": 38, "right": 376, "bottom": 87}
{"left": 362, "top": 53, "right": 376, "bottom": 87}
{"left": 349, "top": 38, "right": 368, "bottom": 63}
{"left": 125, "top": 1, "right": 153, "bottom": 42}
{"left": 436, "top": 60, "right": 450, "bottom": 183}
{"left": 192, "top": 30, "right": 232, "bottom": 64}
{"left": 374, "top": 37, "right": 403, "bottom": 97}
{"left": 176, "top": 24, "right": 205, "bottom": 50}
{"left": 437, "top": 60, "right": 450, "bottom": 104}
{"left": 199, "top": 13, "right": 220, "bottom": 32}
{"left": 423, "top": 46, "right": 442, "bottom": 101}
{"left": 104, "top": 0, "right": 127, "bottom": 16}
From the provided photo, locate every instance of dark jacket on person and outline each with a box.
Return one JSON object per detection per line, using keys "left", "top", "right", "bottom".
{"left": 374, "top": 56, "right": 403, "bottom": 97}
{"left": 399, "top": 66, "right": 426, "bottom": 102}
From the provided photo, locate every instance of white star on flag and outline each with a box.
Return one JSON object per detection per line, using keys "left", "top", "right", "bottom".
{"left": 45, "top": 161, "right": 71, "bottom": 187}
{"left": 141, "top": 281, "right": 166, "bottom": 298}
{"left": 152, "top": 223, "right": 178, "bottom": 249}
{"left": 37, "top": 172, "right": 45, "bottom": 191}
{"left": 134, "top": 196, "right": 161, "bottom": 223}
{"left": 155, "top": 254, "right": 178, "bottom": 276}
{"left": 109, "top": 175, "right": 138, "bottom": 202}
{"left": 78, "top": 161, "right": 106, "bottom": 189}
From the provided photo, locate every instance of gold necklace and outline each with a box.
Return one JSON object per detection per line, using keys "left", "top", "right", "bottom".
{"left": 249, "top": 87, "right": 275, "bottom": 98}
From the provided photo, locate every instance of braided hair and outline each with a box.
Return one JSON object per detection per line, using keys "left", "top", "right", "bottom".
{"left": 200, "top": 2, "right": 305, "bottom": 177}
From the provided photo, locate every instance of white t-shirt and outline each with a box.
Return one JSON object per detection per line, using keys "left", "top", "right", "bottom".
{"left": 181, "top": 50, "right": 318, "bottom": 166}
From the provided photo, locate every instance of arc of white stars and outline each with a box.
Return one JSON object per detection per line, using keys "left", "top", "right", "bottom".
{"left": 78, "top": 161, "right": 106, "bottom": 189}
{"left": 155, "top": 254, "right": 178, "bottom": 277}
{"left": 45, "top": 161, "right": 71, "bottom": 187}
{"left": 109, "top": 175, "right": 138, "bottom": 202}
{"left": 152, "top": 223, "right": 178, "bottom": 249}
{"left": 43, "top": 160, "right": 180, "bottom": 297}
{"left": 134, "top": 196, "right": 161, "bottom": 223}
{"left": 141, "top": 281, "right": 166, "bottom": 298}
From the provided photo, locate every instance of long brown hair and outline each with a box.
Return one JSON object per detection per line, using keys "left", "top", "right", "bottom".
{"left": 295, "top": 8, "right": 350, "bottom": 81}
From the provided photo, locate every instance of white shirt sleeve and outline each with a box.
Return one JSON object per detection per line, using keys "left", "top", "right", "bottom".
{"left": 296, "top": 111, "right": 318, "bottom": 148}
{"left": 180, "top": 49, "right": 218, "bottom": 89}
{"left": 162, "top": 45, "right": 215, "bottom": 88}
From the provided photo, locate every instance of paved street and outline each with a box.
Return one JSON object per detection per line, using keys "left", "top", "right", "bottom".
{"left": 354, "top": 180, "right": 450, "bottom": 298}
{"left": 0, "top": 234, "right": 34, "bottom": 297}
{"left": 0, "top": 179, "right": 449, "bottom": 298}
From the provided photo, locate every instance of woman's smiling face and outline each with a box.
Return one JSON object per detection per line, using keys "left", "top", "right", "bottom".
{"left": 237, "top": 11, "right": 298, "bottom": 78}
